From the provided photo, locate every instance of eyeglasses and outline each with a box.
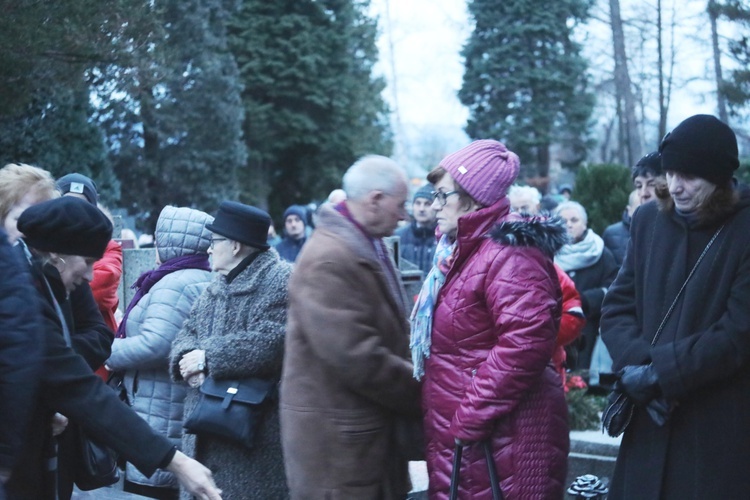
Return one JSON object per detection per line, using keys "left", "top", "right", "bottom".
{"left": 209, "top": 237, "right": 227, "bottom": 249}
{"left": 431, "top": 190, "right": 459, "bottom": 207}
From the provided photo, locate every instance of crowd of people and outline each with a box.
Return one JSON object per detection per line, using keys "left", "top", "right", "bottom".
{"left": 1, "top": 113, "right": 748, "bottom": 500}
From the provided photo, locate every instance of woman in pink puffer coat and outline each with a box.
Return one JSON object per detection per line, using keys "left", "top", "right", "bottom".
{"left": 411, "top": 140, "right": 570, "bottom": 499}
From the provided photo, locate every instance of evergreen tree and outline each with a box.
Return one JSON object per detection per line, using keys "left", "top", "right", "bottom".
{"left": 229, "top": 0, "right": 391, "bottom": 216}
{"left": 0, "top": 85, "right": 118, "bottom": 203}
{"left": 459, "top": 0, "right": 595, "bottom": 182}
{"left": 572, "top": 163, "right": 631, "bottom": 235}
{"left": 714, "top": 1, "right": 750, "bottom": 116}
{"left": 95, "top": 0, "right": 246, "bottom": 229}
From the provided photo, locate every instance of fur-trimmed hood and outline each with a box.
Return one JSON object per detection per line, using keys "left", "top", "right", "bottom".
{"left": 489, "top": 215, "right": 569, "bottom": 258}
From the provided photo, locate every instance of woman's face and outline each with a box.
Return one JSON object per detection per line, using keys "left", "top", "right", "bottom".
{"left": 2, "top": 192, "right": 39, "bottom": 244}
{"left": 559, "top": 207, "right": 587, "bottom": 243}
{"left": 430, "top": 173, "right": 478, "bottom": 239}
{"left": 54, "top": 254, "right": 96, "bottom": 294}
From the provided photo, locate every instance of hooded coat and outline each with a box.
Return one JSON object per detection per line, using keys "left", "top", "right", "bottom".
{"left": 423, "top": 198, "right": 569, "bottom": 500}
{"left": 601, "top": 186, "right": 750, "bottom": 499}
{"left": 107, "top": 206, "right": 213, "bottom": 489}
{"left": 170, "top": 248, "right": 292, "bottom": 500}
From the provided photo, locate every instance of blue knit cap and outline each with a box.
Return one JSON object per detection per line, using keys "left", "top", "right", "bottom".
{"left": 283, "top": 205, "right": 307, "bottom": 226}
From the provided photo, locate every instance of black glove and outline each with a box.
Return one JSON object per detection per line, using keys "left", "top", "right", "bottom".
{"left": 645, "top": 397, "right": 673, "bottom": 427}
{"left": 616, "top": 364, "right": 661, "bottom": 405}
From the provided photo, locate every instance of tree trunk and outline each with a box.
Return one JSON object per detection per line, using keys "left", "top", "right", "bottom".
{"left": 657, "top": 0, "right": 668, "bottom": 140}
{"left": 609, "top": 0, "right": 642, "bottom": 165}
{"left": 709, "top": 0, "right": 730, "bottom": 123}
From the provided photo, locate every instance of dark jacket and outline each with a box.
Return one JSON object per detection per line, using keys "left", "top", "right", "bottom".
{"left": 602, "top": 210, "right": 631, "bottom": 267}
{"left": 274, "top": 235, "right": 306, "bottom": 262}
{"left": 423, "top": 198, "right": 569, "bottom": 500}
{"left": 19, "top": 251, "right": 114, "bottom": 499}
{"left": 395, "top": 221, "right": 437, "bottom": 275}
{"left": 280, "top": 204, "right": 421, "bottom": 500}
{"left": 0, "top": 232, "right": 42, "bottom": 477}
{"left": 601, "top": 187, "right": 750, "bottom": 499}
{"left": 7, "top": 259, "right": 177, "bottom": 499}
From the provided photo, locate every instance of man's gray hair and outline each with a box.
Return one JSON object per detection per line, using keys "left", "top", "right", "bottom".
{"left": 342, "top": 155, "right": 408, "bottom": 201}
{"left": 555, "top": 200, "right": 588, "bottom": 225}
{"left": 508, "top": 185, "right": 542, "bottom": 204}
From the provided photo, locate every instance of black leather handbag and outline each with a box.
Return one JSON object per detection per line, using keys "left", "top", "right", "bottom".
{"left": 183, "top": 377, "right": 276, "bottom": 449}
{"left": 72, "top": 424, "right": 120, "bottom": 490}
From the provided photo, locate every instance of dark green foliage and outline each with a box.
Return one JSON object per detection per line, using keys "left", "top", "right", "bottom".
{"left": 566, "top": 386, "right": 608, "bottom": 431}
{"left": 0, "top": 86, "right": 119, "bottom": 203}
{"left": 573, "top": 163, "right": 632, "bottom": 235}
{"left": 737, "top": 157, "right": 750, "bottom": 185}
{"left": 459, "top": 0, "right": 595, "bottom": 180}
{"left": 95, "top": 0, "right": 246, "bottom": 230}
{"left": 229, "top": 0, "right": 392, "bottom": 216}
{"left": 713, "top": 1, "right": 750, "bottom": 116}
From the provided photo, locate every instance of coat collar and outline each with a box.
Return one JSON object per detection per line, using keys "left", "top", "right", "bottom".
{"left": 316, "top": 204, "right": 410, "bottom": 318}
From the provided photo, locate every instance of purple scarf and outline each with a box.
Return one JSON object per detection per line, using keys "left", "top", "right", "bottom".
{"left": 115, "top": 254, "right": 211, "bottom": 338}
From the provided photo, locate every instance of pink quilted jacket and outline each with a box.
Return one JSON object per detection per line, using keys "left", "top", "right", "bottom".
{"left": 422, "top": 197, "right": 570, "bottom": 499}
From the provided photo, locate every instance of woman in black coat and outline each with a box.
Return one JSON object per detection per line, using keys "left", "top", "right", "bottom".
{"left": 554, "top": 201, "right": 619, "bottom": 372}
{"left": 5, "top": 197, "right": 221, "bottom": 500}
{"left": 601, "top": 114, "right": 750, "bottom": 499}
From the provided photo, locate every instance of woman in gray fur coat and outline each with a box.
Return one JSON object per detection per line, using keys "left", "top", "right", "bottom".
{"left": 107, "top": 206, "right": 214, "bottom": 499}
{"left": 170, "top": 201, "right": 292, "bottom": 499}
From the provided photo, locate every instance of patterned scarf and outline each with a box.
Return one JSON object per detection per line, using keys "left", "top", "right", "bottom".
{"left": 410, "top": 234, "right": 455, "bottom": 380}
{"left": 115, "top": 253, "right": 210, "bottom": 338}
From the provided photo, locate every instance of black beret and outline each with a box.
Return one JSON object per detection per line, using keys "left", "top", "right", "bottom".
{"left": 207, "top": 201, "right": 271, "bottom": 250}
{"left": 18, "top": 197, "right": 112, "bottom": 258}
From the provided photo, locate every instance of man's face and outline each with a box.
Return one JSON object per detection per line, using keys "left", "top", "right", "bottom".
{"left": 558, "top": 207, "right": 587, "bottom": 243}
{"left": 634, "top": 174, "right": 658, "bottom": 204}
{"left": 285, "top": 214, "right": 305, "bottom": 240}
{"left": 411, "top": 197, "right": 435, "bottom": 225}
{"left": 509, "top": 193, "right": 540, "bottom": 215}
{"left": 370, "top": 181, "right": 408, "bottom": 238}
{"left": 666, "top": 171, "right": 716, "bottom": 213}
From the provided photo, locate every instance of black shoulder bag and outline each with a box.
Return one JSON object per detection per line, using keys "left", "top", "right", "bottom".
{"left": 602, "top": 225, "right": 724, "bottom": 437}
{"left": 183, "top": 376, "right": 277, "bottom": 449}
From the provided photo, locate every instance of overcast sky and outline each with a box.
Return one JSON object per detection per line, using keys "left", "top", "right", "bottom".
{"left": 367, "top": 0, "right": 746, "bottom": 167}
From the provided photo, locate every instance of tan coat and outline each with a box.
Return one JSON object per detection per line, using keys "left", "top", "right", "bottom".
{"left": 280, "top": 205, "right": 421, "bottom": 500}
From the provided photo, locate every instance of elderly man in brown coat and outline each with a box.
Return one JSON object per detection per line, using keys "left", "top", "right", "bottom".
{"left": 280, "top": 155, "right": 422, "bottom": 499}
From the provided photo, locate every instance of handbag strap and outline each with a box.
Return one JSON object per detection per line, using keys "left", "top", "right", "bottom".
{"left": 650, "top": 224, "right": 724, "bottom": 346}
{"left": 449, "top": 441, "right": 503, "bottom": 500}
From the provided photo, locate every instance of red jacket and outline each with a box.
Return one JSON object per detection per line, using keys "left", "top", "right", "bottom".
{"left": 91, "top": 239, "right": 122, "bottom": 379}
{"left": 553, "top": 265, "right": 585, "bottom": 382}
{"left": 422, "top": 198, "right": 569, "bottom": 499}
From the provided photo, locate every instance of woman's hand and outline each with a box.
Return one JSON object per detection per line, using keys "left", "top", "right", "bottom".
{"left": 51, "top": 413, "right": 69, "bottom": 436}
{"left": 166, "top": 450, "right": 222, "bottom": 500}
{"left": 186, "top": 372, "right": 206, "bottom": 389}
{"left": 180, "top": 349, "right": 206, "bottom": 380}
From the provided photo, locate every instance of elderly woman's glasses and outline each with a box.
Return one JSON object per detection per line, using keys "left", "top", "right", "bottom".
{"left": 209, "top": 237, "right": 227, "bottom": 249}
{"left": 431, "top": 190, "right": 459, "bottom": 207}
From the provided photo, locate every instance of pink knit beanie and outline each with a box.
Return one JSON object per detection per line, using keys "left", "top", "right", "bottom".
{"left": 439, "top": 139, "right": 520, "bottom": 206}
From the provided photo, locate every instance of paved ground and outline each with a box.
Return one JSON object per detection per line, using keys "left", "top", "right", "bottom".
{"left": 75, "top": 433, "right": 614, "bottom": 498}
